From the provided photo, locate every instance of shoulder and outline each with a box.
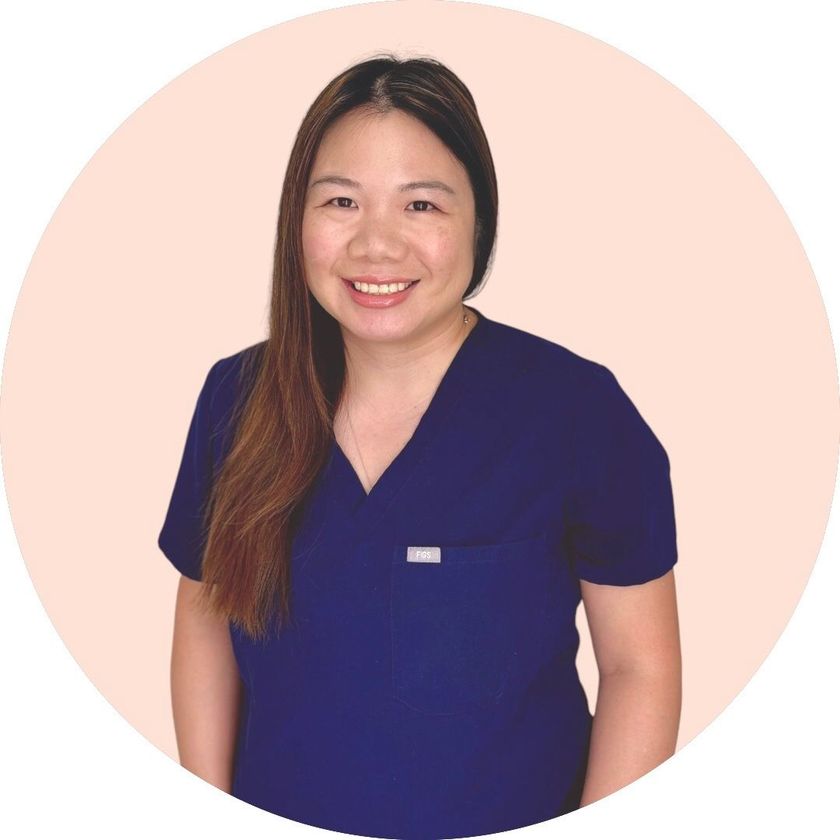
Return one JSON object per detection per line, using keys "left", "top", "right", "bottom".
{"left": 485, "top": 320, "right": 672, "bottom": 473}
{"left": 482, "top": 316, "right": 617, "bottom": 401}
{"left": 495, "top": 323, "right": 670, "bottom": 463}
{"left": 194, "top": 340, "right": 268, "bottom": 449}
{"left": 204, "top": 339, "right": 268, "bottom": 409}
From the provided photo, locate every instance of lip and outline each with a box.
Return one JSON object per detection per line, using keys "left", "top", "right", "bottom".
{"left": 341, "top": 276, "right": 420, "bottom": 308}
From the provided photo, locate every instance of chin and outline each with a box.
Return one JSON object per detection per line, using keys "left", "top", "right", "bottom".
{"left": 345, "top": 311, "right": 420, "bottom": 339}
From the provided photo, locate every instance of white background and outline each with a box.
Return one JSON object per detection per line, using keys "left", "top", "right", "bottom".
{"left": 1, "top": 1, "right": 837, "bottom": 837}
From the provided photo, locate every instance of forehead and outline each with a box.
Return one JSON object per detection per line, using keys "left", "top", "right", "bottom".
{"left": 312, "top": 108, "right": 465, "bottom": 182}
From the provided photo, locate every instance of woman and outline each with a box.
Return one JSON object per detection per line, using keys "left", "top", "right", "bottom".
{"left": 158, "top": 54, "right": 681, "bottom": 839}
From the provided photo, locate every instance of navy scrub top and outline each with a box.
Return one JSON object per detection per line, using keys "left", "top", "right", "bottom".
{"left": 158, "top": 308, "right": 678, "bottom": 839}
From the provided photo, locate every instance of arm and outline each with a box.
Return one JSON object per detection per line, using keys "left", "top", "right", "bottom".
{"left": 578, "top": 569, "right": 682, "bottom": 807}
{"left": 171, "top": 575, "right": 243, "bottom": 793}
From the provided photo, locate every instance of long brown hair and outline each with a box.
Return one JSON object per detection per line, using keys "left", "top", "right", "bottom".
{"left": 196, "top": 53, "right": 499, "bottom": 640}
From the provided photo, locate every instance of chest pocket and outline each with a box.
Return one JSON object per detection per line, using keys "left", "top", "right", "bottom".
{"left": 390, "top": 532, "right": 560, "bottom": 715}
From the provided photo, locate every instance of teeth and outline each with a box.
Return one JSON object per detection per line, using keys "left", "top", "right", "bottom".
{"left": 352, "top": 280, "right": 414, "bottom": 295}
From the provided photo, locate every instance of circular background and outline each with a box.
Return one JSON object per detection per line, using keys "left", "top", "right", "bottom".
{"left": 2, "top": 0, "right": 837, "bottom": 822}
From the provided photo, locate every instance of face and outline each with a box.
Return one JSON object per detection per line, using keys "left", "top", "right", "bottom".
{"left": 302, "top": 108, "right": 477, "bottom": 344}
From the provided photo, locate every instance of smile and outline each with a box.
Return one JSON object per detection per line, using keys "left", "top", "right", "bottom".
{"left": 341, "top": 277, "right": 421, "bottom": 307}
{"left": 348, "top": 279, "right": 419, "bottom": 295}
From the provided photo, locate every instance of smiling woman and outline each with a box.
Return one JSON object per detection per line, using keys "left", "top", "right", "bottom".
{"left": 157, "top": 52, "right": 680, "bottom": 839}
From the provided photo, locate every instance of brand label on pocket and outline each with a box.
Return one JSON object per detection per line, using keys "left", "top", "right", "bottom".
{"left": 406, "top": 546, "right": 441, "bottom": 563}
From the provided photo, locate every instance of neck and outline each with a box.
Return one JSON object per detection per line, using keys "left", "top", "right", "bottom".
{"left": 340, "top": 306, "right": 475, "bottom": 410}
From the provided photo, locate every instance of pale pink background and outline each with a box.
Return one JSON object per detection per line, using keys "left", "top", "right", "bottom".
{"left": 2, "top": 0, "right": 837, "bottom": 785}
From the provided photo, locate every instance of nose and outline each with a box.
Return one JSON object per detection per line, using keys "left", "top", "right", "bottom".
{"left": 347, "top": 207, "right": 408, "bottom": 263}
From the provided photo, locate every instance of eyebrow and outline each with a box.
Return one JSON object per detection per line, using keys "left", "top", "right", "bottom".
{"left": 308, "top": 175, "right": 456, "bottom": 195}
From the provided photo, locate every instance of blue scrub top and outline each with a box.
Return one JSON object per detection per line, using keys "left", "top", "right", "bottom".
{"left": 158, "top": 308, "right": 678, "bottom": 839}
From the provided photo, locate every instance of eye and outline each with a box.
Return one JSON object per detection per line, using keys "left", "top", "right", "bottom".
{"left": 408, "top": 200, "right": 437, "bottom": 212}
{"left": 327, "top": 197, "right": 356, "bottom": 209}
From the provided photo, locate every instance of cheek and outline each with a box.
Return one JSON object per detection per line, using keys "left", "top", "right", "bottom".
{"left": 417, "top": 223, "right": 471, "bottom": 270}
{"left": 301, "top": 218, "right": 340, "bottom": 267}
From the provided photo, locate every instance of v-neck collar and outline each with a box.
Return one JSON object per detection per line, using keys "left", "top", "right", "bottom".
{"left": 330, "top": 306, "right": 491, "bottom": 535}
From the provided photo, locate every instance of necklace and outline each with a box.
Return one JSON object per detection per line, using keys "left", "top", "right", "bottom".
{"left": 344, "top": 306, "right": 473, "bottom": 493}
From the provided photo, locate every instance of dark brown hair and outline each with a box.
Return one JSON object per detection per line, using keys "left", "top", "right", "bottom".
{"left": 196, "top": 53, "right": 499, "bottom": 640}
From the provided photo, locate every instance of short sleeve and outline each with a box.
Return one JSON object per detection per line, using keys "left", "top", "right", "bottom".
{"left": 157, "top": 361, "right": 221, "bottom": 581}
{"left": 566, "top": 364, "right": 678, "bottom": 586}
